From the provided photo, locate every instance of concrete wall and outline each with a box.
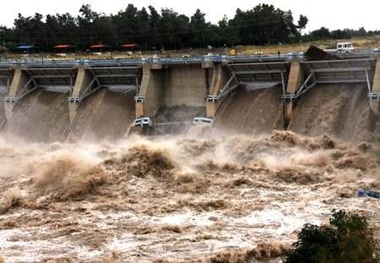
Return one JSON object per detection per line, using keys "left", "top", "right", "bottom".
{"left": 286, "top": 60, "right": 304, "bottom": 94}
{"left": 139, "top": 64, "right": 208, "bottom": 117}
{"left": 71, "top": 66, "right": 92, "bottom": 97}
{"left": 5, "top": 58, "right": 378, "bottom": 134}
{"left": 69, "top": 66, "right": 93, "bottom": 122}
{"left": 284, "top": 60, "right": 304, "bottom": 124}
{"left": 5, "top": 68, "right": 30, "bottom": 119}
{"left": 8, "top": 68, "right": 29, "bottom": 97}
{"left": 207, "top": 63, "right": 229, "bottom": 118}
{"left": 162, "top": 64, "right": 207, "bottom": 107}
{"left": 370, "top": 58, "right": 380, "bottom": 113}
{"left": 139, "top": 65, "right": 165, "bottom": 117}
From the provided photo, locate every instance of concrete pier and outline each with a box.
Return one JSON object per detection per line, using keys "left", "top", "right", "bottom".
{"left": 284, "top": 60, "right": 304, "bottom": 125}
{"left": 5, "top": 68, "right": 30, "bottom": 119}
{"left": 206, "top": 63, "right": 226, "bottom": 118}
{"left": 137, "top": 63, "right": 207, "bottom": 119}
{"left": 370, "top": 58, "right": 380, "bottom": 113}
{"left": 69, "top": 66, "right": 93, "bottom": 121}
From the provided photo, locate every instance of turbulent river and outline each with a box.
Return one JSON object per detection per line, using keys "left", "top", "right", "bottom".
{"left": 1, "top": 84, "right": 380, "bottom": 262}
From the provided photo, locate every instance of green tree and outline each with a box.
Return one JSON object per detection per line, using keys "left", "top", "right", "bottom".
{"left": 148, "top": 5, "right": 161, "bottom": 50}
{"left": 135, "top": 7, "right": 150, "bottom": 49}
{"left": 113, "top": 4, "right": 139, "bottom": 45}
{"left": 297, "top": 15, "right": 308, "bottom": 34}
{"left": 175, "top": 14, "right": 190, "bottom": 49}
{"left": 189, "top": 9, "right": 210, "bottom": 48}
{"left": 4, "top": 3, "right": 378, "bottom": 52}
{"left": 159, "top": 8, "right": 189, "bottom": 50}
{"left": 229, "top": 4, "right": 301, "bottom": 45}
{"left": 77, "top": 4, "right": 99, "bottom": 48}
{"left": 93, "top": 15, "right": 117, "bottom": 47}
{"left": 45, "top": 13, "right": 78, "bottom": 49}
{"left": 212, "top": 15, "right": 237, "bottom": 47}
{"left": 310, "top": 27, "right": 331, "bottom": 40}
{"left": 286, "top": 210, "right": 379, "bottom": 263}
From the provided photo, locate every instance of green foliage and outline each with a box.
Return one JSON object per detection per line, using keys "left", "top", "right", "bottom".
{"left": 285, "top": 210, "right": 379, "bottom": 263}
{"left": 4, "top": 3, "right": 379, "bottom": 52}
{"left": 228, "top": 4, "right": 301, "bottom": 45}
{"left": 2, "top": 3, "right": 306, "bottom": 51}
{"left": 297, "top": 15, "right": 308, "bottom": 34}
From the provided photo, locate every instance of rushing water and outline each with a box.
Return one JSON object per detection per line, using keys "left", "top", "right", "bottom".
{"left": 0, "top": 84, "right": 380, "bottom": 262}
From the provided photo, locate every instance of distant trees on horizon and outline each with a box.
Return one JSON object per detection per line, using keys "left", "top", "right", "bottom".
{"left": 0, "top": 3, "right": 378, "bottom": 53}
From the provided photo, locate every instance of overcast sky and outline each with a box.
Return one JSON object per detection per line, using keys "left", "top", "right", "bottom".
{"left": 0, "top": 0, "right": 379, "bottom": 33}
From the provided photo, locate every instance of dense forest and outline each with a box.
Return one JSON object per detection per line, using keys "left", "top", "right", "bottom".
{"left": 0, "top": 3, "right": 379, "bottom": 53}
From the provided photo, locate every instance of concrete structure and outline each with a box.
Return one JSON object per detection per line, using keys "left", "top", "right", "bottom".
{"left": 205, "top": 63, "right": 226, "bottom": 118}
{"left": 136, "top": 63, "right": 208, "bottom": 118}
{"left": 4, "top": 65, "right": 76, "bottom": 119}
{"left": 284, "top": 60, "right": 304, "bottom": 125}
{"left": 1, "top": 52, "right": 380, "bottom": 135}
{"left": 369, "top": 58, "right": 380, "bottom": 113}
{"left": 69, "top": 66, "right": 92, "bottom": 121}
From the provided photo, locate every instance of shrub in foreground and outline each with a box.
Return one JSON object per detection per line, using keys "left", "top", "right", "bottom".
{"left": 285, "top": 209, "right": 379, "bottom": 263}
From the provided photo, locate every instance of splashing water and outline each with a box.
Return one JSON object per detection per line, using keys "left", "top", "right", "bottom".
{"left": 1, "top": 85, "right": 380, "bottom": 262}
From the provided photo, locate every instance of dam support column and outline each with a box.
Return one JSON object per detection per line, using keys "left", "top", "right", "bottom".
{"left": 135, "top": 64, "right": 151, "bottom": 118}
{"left": 369, "top": 57, "right": 380, "bottom": 114}
{"left": 5, "top": 67, "right": 31, "bottom": 120}
{"left": 68, "top": 66, "right": 92, "bottom": 122}
{"left": 129, "top": 63, "right": 164, "bottom": 135}
{"left": 203, "top": 62, "right": 223, "bottom": 118}
{"left": 285, "top": 60, "right": 304, "bottom": 127}
{"left": 206, "top": 99, "right": 216, "bottom": 118}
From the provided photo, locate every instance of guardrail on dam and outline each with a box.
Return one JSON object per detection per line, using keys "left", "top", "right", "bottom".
{"left": 1, "top": 49, "right": 380, "bottom": 136}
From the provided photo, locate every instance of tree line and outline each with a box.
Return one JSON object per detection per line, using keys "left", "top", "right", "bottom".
{"left": 0, "top": 3, "right": 379, "bottom": 53}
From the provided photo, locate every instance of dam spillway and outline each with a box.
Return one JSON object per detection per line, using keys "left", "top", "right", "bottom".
{"left": 1, "top": 51, "right": 380, "bottom": 142}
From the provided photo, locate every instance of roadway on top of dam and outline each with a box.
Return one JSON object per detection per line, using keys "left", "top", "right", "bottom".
{"left": 1, "top": 47, "right": 380, "bottom": 107}
{"left": 0, "top": 47, "right": 379, "bottom": 68}
{"left": 0, "top": 54, "right": 295, "bottom": 68}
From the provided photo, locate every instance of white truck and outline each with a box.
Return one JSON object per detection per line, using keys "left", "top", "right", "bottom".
{"left": 324, "top": 42, "right": 355, "bottom": 54}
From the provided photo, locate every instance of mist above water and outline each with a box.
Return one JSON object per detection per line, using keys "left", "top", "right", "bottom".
{"left": 0, "top": 83, "right": 380, "bottom": 262}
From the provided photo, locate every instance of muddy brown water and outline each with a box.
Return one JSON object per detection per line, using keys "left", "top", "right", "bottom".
{"left": 0, "top": 84, "right": 380, "bottom": 262}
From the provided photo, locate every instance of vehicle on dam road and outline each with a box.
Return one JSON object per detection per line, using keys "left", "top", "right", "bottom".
{"left": 324, "top": 42, "right": 355, "bottom": 54}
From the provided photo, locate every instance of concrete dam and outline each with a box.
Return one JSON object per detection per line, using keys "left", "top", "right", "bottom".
{"left": 1, "top": 50, "right": 380, "bottom": 142}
